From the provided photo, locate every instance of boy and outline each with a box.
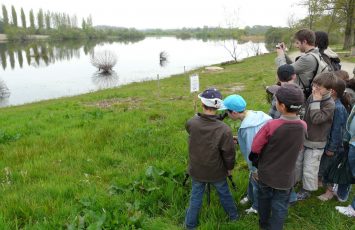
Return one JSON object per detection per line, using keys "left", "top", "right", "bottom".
{"left": 267, "top": 64, "right": 297, "bottom": 119}
{"left": 295, "top": 72, "right": 336, "bottom": 200}
{"left": 249, "top": 84, "right": 307, "bottom": 230}
{"left": 185, "top": 88, "right": 238, "bottom": 229}
{"left": 221, "top": 94, "right": 271, "bottom": 214}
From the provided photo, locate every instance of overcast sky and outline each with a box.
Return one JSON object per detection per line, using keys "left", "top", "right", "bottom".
{"left": 1, "top": 0, "right": 307, "bottom": 29}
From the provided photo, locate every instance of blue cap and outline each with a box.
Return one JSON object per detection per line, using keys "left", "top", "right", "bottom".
{"left": 220, "top": 94, "right": 247, "bottom": 112}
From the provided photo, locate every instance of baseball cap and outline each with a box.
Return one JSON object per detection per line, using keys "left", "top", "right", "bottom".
{"left": 198, "top": 88, "right": 223, "bottom": 109}
{"left": 220, "top": 94, "right": 247, "bottom": 112}
{"left": 275, "top": 84, "right": 304, "bottom": 109}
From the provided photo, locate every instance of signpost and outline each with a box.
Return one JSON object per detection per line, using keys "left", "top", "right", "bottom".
{"left": 190, "top": 74, "right": 199, "bottom": 113}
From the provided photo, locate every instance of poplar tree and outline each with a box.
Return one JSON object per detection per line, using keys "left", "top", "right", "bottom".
{"left": 37, "top": 9, "right": 44, "bottom": 30}
{"left": 45, "top": 12, "right": 51, "bottom": 30}
{"left": 2, "top": 5, "right": 9, "bottom": 26}
{"left": 29, "top": 9, "right": 35, "bottom": 30}
{"left": 20, "top": 8, "right": 26, "bottom": 28}
{"left": 11, "top": 5, "right": 17, "bottom": 27}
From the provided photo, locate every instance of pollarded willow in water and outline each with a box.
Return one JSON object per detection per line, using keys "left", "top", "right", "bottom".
{"left": 90, "top": 50, "right": 117, "bottom": 73}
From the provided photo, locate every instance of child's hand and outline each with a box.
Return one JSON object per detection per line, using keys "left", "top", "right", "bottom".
{"left": 325, "top": 150, "right": 334, "bottom": 157}
{"left": 233, "top": 136, "right": 238, "bottom": 145}
{"left": 312, "top": 88, "right": 322, "bottom": 101}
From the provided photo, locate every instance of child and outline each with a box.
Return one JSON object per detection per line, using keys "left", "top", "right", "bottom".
{"left": 249, "top": 84, "right": 307, "bottom": 229}
{"left": 185, "top": 88, "right": 238, "bottom": 229}
{"left": 295, "top": 72, "right": 336, "bottom": 201}
{"left": 335, "top": 105, "right": 355, "bottom": 217}
{"left": 318, "top": 78, "right": 349, "bottom": 201}
{"left": 267, "top": 64, "right": 297, "bottom": 119}
{"left": 220, "top": 94, "right": 271, "bottom": 214}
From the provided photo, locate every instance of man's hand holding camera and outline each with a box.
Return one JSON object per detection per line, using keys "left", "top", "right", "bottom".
{"left": 276, "top": 42, "right": 286, "bottom": 56}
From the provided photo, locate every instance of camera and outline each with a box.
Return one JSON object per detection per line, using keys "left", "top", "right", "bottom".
{"left": 217, "top": 112, "right": 228, "bottom": 121}
{"left": 275, "top": 43, "right": 284, "bottom": 49}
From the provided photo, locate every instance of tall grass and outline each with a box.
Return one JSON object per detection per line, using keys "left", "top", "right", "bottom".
{"left": 0, "top": 53, "right": 354, "bottom": 229}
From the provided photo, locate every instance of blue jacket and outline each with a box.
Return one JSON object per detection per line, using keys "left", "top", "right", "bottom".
{"left": 237, "top": 111, "right": 272, "bottom": 172}
{"left": 325, "top": 99, "right": 348, "bottom": 152}
{"left": 345, "top": 105, "right": 355, "bottom": 146}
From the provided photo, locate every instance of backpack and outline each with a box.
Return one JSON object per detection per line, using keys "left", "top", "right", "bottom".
{"left": 300, "top": 52, "right": 331, "bottom": 98}
{"left": 329, "top": 57, "right": 341, "bottom": 71}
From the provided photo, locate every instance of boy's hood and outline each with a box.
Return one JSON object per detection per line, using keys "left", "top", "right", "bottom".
{"left": 324, "top": 48, "right": 339, "bottom": 58}
{"left": 240, "top": 111, "right": 271, "bottom": 128}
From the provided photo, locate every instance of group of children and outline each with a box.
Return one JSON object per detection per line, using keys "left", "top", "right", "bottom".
{"left": 184, "top": 63, "right": 355, "bottom": 229}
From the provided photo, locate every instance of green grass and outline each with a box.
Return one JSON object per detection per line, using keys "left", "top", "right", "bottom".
{"left": 0, "top": 53, "right": 354, "bottom": 229}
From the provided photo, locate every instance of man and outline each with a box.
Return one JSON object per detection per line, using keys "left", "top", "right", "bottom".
{"left": 275, "top": 29, "right": 320, "bottom": 97}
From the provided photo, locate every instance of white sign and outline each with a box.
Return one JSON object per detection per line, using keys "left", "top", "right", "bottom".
{"left": 190, "top": 74, "right": 199, "bottom": 93}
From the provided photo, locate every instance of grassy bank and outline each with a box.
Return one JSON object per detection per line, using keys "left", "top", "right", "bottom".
{"left": 0, "top": 53, "right": 354, "bottom": 229}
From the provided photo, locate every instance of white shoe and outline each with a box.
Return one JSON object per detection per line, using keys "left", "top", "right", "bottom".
{"left": 335, "top": 205, "right": 355, "bottom": 217}
{"left": 245, "top": 207, "right": 258, "bottom": 214}
{"left": 240, "top": 196, "right": 249, "bottom": 205}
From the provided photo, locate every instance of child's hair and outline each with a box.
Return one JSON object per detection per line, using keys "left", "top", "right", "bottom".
{"left": 334, "top": 70, "right": 350, "bottom": 81}
{"left": 312, "top": 72, "right": 337, "bottom": 90}
{"left": 294, "top": 29, "right": 316, "bottom": 46}
{"left": 315, "top": 31, "right": 329, "bottom": 52}
{"left": 347, "top": 78, "right": 355, "bottom": 91}
{"left": 202, "top": 104, "right": 218, "bottom": 111}
{"left": 333, "top": 78, "right": 352, "bottom": 113}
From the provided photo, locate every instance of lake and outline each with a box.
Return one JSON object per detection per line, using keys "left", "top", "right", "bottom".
{"left": 0, "top": 37, "right": 268, "bottom": 107}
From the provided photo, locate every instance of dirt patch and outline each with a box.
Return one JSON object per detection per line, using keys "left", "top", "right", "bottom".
{"left": 221, "top": 83, "right": 246, "bottom": 94}
{"left": 83, "top": 97, "right": 142, "bottom": 109}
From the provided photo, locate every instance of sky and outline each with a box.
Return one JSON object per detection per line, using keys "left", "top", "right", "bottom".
{"left": 1, "top": 0, "right": 307, "bottom": 29}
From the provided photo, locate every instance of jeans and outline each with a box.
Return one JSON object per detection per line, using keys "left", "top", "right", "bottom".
{"left": 247, "top": 173, "right": 259, "bottom": 209}
{"left": 185, "top": 178, "right": 238, "bottom": 229}
{"left": 336, "top": 145, "right": 355, "bottom": 201}
{"left": 258, "top": 181, "right": 291, "bottom": 230}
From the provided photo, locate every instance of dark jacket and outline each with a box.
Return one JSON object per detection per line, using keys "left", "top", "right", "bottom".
{"left": 303, "top": 93, "right": 335, "bottom": 148}
{"left": 251, "top": 116, "right": 307, "bottom": 189}
{"left": 325, "top": 98, "right": 348, "bottom": 152}
{"left": 186, "top": 113, "right": 236, "bottom": 182}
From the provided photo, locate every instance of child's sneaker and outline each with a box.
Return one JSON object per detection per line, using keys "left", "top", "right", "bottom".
{"left": 296, "top": 191, "right": 310, "bottom": 201}
{"left": 335, "top": 205, "right": 355, "bottom": 217}
{"left": 245, "top": 207, "right": 258, "bottom": 214}
{"left": 240, "top": 196, "right": 249, "bottom": 205}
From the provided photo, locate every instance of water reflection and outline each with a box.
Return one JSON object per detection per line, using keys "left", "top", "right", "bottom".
{"left": 159, "top": 51, "right": 169, "bottom": 67}
{"left": 0, "top": 79, "right": 10, "bottom": 98}
{"left": 0, "top": 39, "right": 143, "bottom": 70}
{"left": 92, "top": 70, "right": 119, "bottom": 89}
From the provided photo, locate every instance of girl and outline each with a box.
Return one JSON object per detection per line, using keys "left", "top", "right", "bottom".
{"left": 318, "top": 77, "right": 350, "bottom": 201}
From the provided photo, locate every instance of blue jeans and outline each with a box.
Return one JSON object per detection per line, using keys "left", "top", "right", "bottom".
{"left": 247, "top": 173, "right": 259, "bottom": 209}
{"left": 336, "top": 144, "right": 355, "bottom": 201}
{"left": 258, "top": 182, "right": 291, "bottom": 230}
{"left": 185, "top": 178, "right": 238, "bottom": 229}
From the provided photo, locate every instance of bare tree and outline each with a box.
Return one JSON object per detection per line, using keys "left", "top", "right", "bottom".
{"left": 91, "top": 50, "right": 117, "bottom": 73}
{"left": 221, "top": 8, "right": 242, "bottom": 62}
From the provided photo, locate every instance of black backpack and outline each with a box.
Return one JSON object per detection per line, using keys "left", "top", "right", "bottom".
{"left": 320, "top": 53, "right": 341, "bottom": 71}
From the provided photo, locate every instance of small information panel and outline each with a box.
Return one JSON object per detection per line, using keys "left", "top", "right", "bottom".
{"left": 190, "top": 74, "right": 199, "bottom": 93}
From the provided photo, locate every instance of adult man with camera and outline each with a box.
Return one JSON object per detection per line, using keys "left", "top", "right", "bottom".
{"left": 275, "top": 29, "right": 320, "bottom": 98}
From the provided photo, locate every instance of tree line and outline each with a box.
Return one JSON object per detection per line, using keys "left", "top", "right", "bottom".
{"left": 265, "top": 0, "right": 354, "bottom": 50}
{"left": 0, "top": 4, "right": 144, "bottom": 41}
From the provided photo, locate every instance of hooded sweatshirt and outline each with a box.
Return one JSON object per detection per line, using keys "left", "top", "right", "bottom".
{"left": 237, "top": 110, "right": 272, "bottom": 172}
